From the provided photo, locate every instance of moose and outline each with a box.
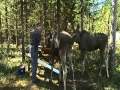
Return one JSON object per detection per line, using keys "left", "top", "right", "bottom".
{"left": 73, "top": 27, "right": 109, "bottom": 77}
{"left": 50, "top": 30, "right": 75, "bottom": 90}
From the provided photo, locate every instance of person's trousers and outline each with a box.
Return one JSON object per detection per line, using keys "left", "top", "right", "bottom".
{"left": 31, "top": 46, "right": 38, "bottom": 82}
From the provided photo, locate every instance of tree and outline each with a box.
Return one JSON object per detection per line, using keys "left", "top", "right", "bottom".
{"left": 111, "top": 0, "right": 118, "bottom": 70}
{"left": 15, "top": 0, "right": 19, "bottom": 47}
{"left": 24, "top": 0, "right": 28, "bottom": 44}
{"left": 0, "top": 12, "right": 1, "bottom": 41}
{"left": 117, "top": 0, "right": 120, "bottom": 30}
{"left": 20, "top": 0, "right": 25, "bottom": 61}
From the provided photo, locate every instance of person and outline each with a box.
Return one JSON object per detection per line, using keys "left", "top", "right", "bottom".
{"left": 30, "top": 23, "right": 42, "bottom": 83}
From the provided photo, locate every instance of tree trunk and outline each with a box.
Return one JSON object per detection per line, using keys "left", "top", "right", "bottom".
{"left": 15, "top": 0, "right": 19, "bottom": 48}
{"left": 80, "top": 0, "right": 84, "bottom": 31}
{"left": 91, "top": 17, "right": 95, "bottom": 32}
{"left": 20, "top": 0, "right": 25, "bottom": 61}
{"left": 5, "top": 0, "right": 10, "bottom": 55}
{"left": 0, "top": 12, "right": 2, "bottom": 45}
{"left": 43, "top": 0, "right": 48, "bottom": 46}
{"left": 56, "top": 0, "right": 60, "bottom": 32}
{"left": 111, "top": 0, "right": 117, "bottom": 70}
{"left": 5, "top": 1, "right": 9, "bottom": 41}
{"left": 24, "top": 0, "right": 28, "bottom": 44}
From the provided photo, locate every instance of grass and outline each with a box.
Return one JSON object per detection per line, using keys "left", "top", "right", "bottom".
{"left": 0, "top": 44, "right": 32, "bottom": 90}
{"left": 0, "top": 43, "right": 120, "bottom": 90}
{"left": 0, "top": 56, "right": 49, "bottom": 90}
{"left": 0, "top": 45, "right": 59, "bottom": 90}
{"left": 0, "top": 57, "right": 26, "bottom": 84}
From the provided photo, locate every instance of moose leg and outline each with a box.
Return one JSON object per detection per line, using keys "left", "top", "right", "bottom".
{"left": 68, "top": 51, "right": 76, "bottom": 90}
{"left": 99, "top": 50, "right": 102, "bottom": 77}
{"left": 59, "top": 50, "right": 63, "bottom": 82}
{"left": 105, "top": 56, "right": 109, "bottom": 78}
{"left": 105, "top": 46, "right": 109, "bottom": 78}
{"left": 80, "top": 51, "right": 86, "bottom": 73}
{"left": 59, "top": 49, "right": 67, "bottom": 90}
{"left": 99, "top": 50, "right": 104, "bottom": 77}
{"left": 98, "top": 50, "right": 104, "bottom": 90}
{"left": 49, "top": 56, "right": 53, "bottom": 83}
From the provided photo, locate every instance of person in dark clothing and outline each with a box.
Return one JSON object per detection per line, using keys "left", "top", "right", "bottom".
{"left": 30, "top": 23, "right": 42, "bottom": 83}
